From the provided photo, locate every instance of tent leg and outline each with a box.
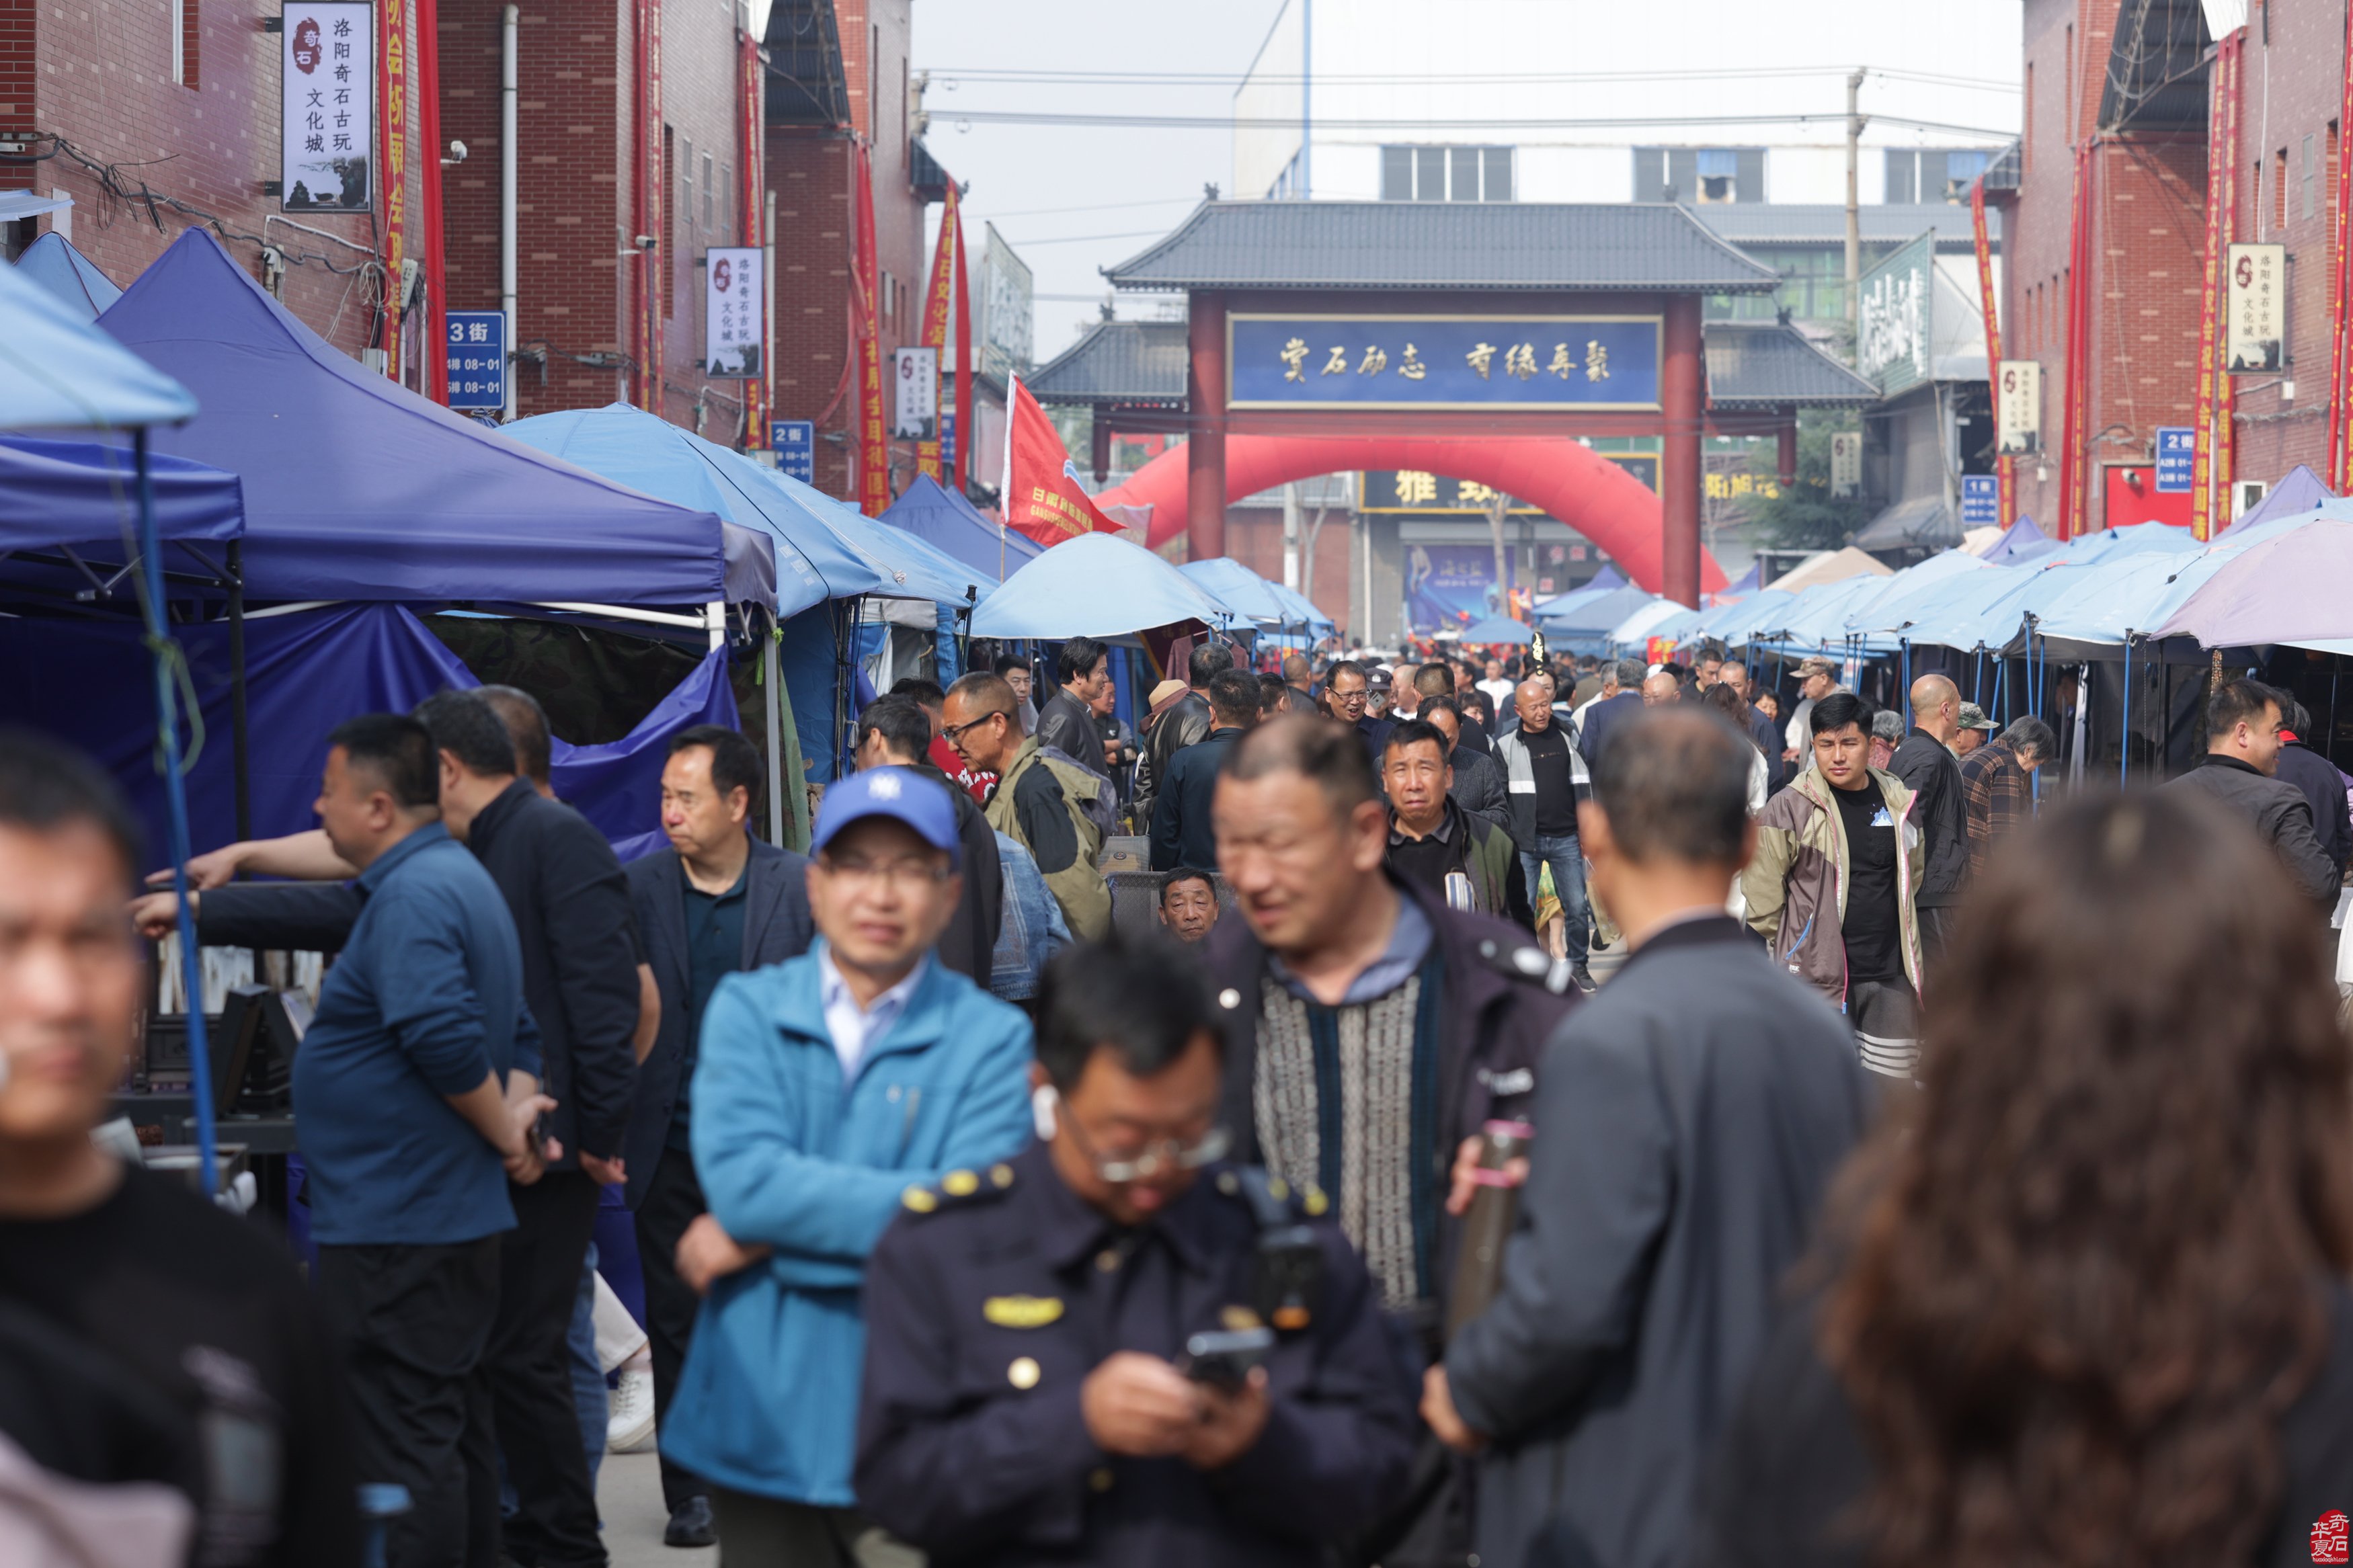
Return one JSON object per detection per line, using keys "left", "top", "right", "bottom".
{"left": 227, "top": 538, "right": 251, "bottom": 843}
{"left": 764, "top": 616, "right": 784, "bottom": 846}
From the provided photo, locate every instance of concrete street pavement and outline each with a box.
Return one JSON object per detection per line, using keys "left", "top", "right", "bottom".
{"left": 600, "top": 1452, "right": 715, "bottom": 1568}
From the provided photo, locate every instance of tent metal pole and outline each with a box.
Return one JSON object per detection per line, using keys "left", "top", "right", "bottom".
{"left": 2121, "top": 637, "right": 2131, "bottom": 784}
{"left": 763, "top": 612, "right": 784, "bottom": 846}
{"left": 227, "top": 538, "right": 250, "bottom": 842}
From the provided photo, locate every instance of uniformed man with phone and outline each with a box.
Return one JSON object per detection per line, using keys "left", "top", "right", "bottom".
{"left": 853, "top": 934, "right": 1417, "bottom": 1568}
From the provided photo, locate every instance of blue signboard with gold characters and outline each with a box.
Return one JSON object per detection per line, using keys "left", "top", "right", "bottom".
{"left": 1228, "top": 315, "right": 1661, "bottom": 410}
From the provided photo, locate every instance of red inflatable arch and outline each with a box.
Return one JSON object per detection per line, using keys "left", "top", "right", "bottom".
{"left": 1099, "top": 433, "right": 1726, "bottom": 595}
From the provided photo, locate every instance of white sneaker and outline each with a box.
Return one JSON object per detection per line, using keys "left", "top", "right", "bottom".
{"left": 607, "top": 1366, "right": 656, "bottom": 1454}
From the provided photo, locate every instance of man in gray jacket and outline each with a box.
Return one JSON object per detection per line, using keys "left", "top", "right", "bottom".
{"left": 1423, "top": 708, "right": 1870, "bottom": 1568}
{"left": 2162, "top": 677, "right": 2339, "bottom": 912}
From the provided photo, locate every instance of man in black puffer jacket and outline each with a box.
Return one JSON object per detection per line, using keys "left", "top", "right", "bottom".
{"left": 1887, "top": 673, "right": 1971, "bottom": 957}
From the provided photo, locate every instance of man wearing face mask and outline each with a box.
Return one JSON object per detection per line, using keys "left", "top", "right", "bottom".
{"left": 855, "top": 933, "right": 1417, "bottom": 1567}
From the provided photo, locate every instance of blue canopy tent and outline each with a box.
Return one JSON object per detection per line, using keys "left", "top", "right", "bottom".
{"left": 10, "top": 230, "right": 123, "bottom": 322}
{"left": 1180, "top": 557, "right": 1305, "bottom": 636}
{"left": 877, "top": 474, "right": 1042, "bottom": 581}
{"left": 973, "top": 533, "right": 1236, "bottom": 640}
{"left": 1838, "top": 551, "right": 1994, "bottom": 654}
{"left": 1978, "top": 514, "right": 2054, "bottom": 565}
{"left": 1603, "top": 595, "right": 1680, "bottom": 651}
{"left": 1534, "top": 581, "right": 1661, "bottom": 655}
{"left": 2216, "top": 464, "right": 2332, "bottom": 537}
{"left": 0, "top": 223, "right": 225, "bottom": 1192}
{"left": 0, "top": 436, "right": 242, "bottom": 562}
{"left": 13, "top": 229, "right": 772, "bottom": 861}
{"left": 1263, "top": 579, "right": 1336, "bottom": 638}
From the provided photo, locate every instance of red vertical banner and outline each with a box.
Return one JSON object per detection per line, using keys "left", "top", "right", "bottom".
{"left": 738, "top": 29, "right": 765, "bottom": 446}
{"left": 1969, "top": 176, "right": 2011, "bottom": 529}
{"left": 2213, "top": 32, "right": 2241, "bottom": 528}
{"left": 417, "top": 0, "right": 446, "bottom": 403}
{"left": 2058, "top": 142, "right": 2092, "bottom": 541}
{"left": 2333, "top": 7, "right": 2353, "bottom": 492}
{"left": 379, "top": 0, "right": 407, "bottom": 378}
{"left": 953, "top": 198, "right": 971, "bottom": 491}
{"left": 2191, "top": 34, "right": 2229, "bottom": 541}
{"left": 915, "top": 181, "right": 959, "bottom": 483}
{"left": 852, "top": 141, "right": 889, "bottom": 513}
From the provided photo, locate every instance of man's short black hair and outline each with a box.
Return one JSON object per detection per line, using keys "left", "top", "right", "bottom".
{"left": 477, "top": 685, "right": 553, "bottom": 786}
{"left": 0, "top": 729, "right": 143, "bottom": 884}
{"left": 889, "top": 676, "right": 947, "bottom": 709}
{"left": 411, "top": 689, "right": 516, "bottom": 779}
{"left": 1056, "top": 636, "right": 1109, "bottom": 687}
{"left": 2208, "top": 677, "right": 2283, "bottom": 741}
{"left": 1206, "top": 668, "right": 1261, "bottom": 727}
{"left": 1460, "top": 690, "right": 1492, "bottom": 721}
{"left": 669, "top": 723, "right": 763, "bottom": 809}
{"left": 1420, "top": 694, "right": 1461, "bottom": 727}
{"left": 1187, "top": 641, "right": 1236, "bottom": 688}
{"left": 329, "top": 713, "right": 440, "bottom": 810}
{"left": 1591, "top": 709, "right": 1751, "bottom": 868}
{"left": 1414, "top": 661, "right": 1454, "bottom": 699}
{"left": 2000, "top": 714, "right": 2058, "bottom": 759}
{"left": 1809, "top": 691, "right": 1872, "bottom": 737}
{"left": 1226, "top": 713, "right": 1378, "bottom": 817}
{"left": 1324, "top": 658, "right": 1367, "bottom": 688}
{"left": 1382, "top": 718, "right": 1450, "bottom": 768}
{"left": 1035, "top": 930, "right": 1222, "bottom": 1091}
{"left": 856, "top": 695, "right": 934, "bottom": 766}
{"left": 1159, "top": 867, "right": 1215, "bottom": 906}
{"left": 992, "top": 653, "right": 1029, "bottom": 680}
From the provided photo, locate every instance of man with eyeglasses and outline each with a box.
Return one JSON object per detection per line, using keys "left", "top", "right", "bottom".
{"left": 659, "top": 768, "right": 1035, "bottom": 1567}
{"left": 856, "top": 933, "right": 1417, "bottom": 1567}
{"left": 944, "top": 671, "right": 1113, "bottom": 941}
{"left": 1319, "top": 659, "right": 1394, "bottom": 766}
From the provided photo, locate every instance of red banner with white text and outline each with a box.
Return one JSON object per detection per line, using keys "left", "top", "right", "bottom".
{"left": 2059, "top": 142, "right": 2091, "bottom": 541}
{"left": 1970, "top": 177, "right": 2011, "bottom": 531}
{"left": 379, "top": 0, "right": 407, "bottom": 378}
{"left": 1004, "top": 377, "right": 1124, "bottom": 544}
{"left": 853, "top": 142, "right": 889, "bottom": 515}
{"left": 916, "top": 182, "right": 959, "bottom": 483}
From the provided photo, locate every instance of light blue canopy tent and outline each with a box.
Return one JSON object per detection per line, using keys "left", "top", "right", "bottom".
{"left": 9, "top": 231, "right": 122, "bottom": 322}
{"left": 1181, "top": 557, "right": 1293, "bottom": 628}
{"left": 1536, "top": 581, "right": 1660, "bottom": 654}
{"left": 0, "top": 249, "right": 195, "bottom": 429}
{"left": 1839, "top": 551, "right": 1995, "bottom": 653}
{"left": 1705, "top": 588, "right": 1800, "bottom": 647}
{"left": 1264, "top": 580, "right": 1335, "bottom": 637}
{"left": 973, "top": 533, "right": 1235, "bottom": 640}
{"left": 1455, "top": 615, "right": 1536, "bottom": 647}
{"left": 1765, "top": 574, "right": 1890, "bottom": 653}
{"left": 1603, "top": 595, "right": 1679, "bottom": 650}
{"left": 2042, "top": 521, "right": 2202, "bottom": 567}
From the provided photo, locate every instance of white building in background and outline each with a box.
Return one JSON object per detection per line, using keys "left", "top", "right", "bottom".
{"left": 1232, "top": 0, "right": 2020, "bottom": 210}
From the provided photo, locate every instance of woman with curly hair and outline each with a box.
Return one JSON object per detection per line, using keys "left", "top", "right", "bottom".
{"left": 1687, "top": 788, "right": 2353, "bottom": 1568}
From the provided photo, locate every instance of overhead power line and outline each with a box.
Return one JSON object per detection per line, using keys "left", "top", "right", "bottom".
{"left": 939, "top": 110, "right": 2017, "bottom": 138}
{"left": 916, "top": 65, "right": 2019, "bottom": 93}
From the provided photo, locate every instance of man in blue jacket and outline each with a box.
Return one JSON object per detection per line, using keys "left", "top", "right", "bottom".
{"left": 662, "top": 767, "right": 1035, "bottom": 1565}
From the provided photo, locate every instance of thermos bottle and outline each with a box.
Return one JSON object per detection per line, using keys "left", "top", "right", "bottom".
{"left": 1446, "top": 1118, "right": 1534, "bottom": 1337}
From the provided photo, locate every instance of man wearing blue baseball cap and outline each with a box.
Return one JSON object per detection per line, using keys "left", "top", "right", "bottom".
{"left": 660, "top": 767, "right": 1037, "bottom": 1565}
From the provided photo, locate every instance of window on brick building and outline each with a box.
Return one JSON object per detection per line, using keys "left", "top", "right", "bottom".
{"left": 2304, "top": 134, "right": 2317, "bottom": 220}
{"left": 1632, "top": 147, "right": 1761, "bottom": 204}
{"left": 682, "top": 136, "right": 695, "bottom": 239}
{"left": 1382, "top": 145, "right": 1515, "bottom": 201}
{"left": 720, "top": 163, "right": 731, "bottom": 242}
{"left": 881, "top": 270, "right": 893, "bottom": 323}
{"left": 703, "top": 154, "right": 715, "bottom": 230}
{"left": 2024, "top": 63, "right": 2034, "bottom": 173}
{"left": 664, "top": 126, "right": 678, "bottom": 320}
{"left": 2274, "top": 148, "right": 2288, "bottom": 233}
{"left": 171, "top": 0, "right": 198, "bottom": 87}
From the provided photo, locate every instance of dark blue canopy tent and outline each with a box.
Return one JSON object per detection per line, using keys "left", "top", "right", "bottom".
{"left": 0, "top": 435, "right": 242, "bottom": 556}
{"left": 877, "top": 474, "right": 1042, "bottom": 580}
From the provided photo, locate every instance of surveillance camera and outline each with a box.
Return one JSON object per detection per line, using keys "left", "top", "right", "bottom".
{"left": 635, "top": 235, "right": 657, "bottom": 249}
{"left": 445, "top": 140, "right": 468, "bottom": 164}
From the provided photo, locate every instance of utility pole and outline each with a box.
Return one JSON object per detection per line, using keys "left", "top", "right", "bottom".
{"left": 1845, "top": 67, "right": 1866, "bottom": 334}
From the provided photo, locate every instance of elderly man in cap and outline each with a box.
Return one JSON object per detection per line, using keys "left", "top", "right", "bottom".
{"left": 659, "top": 767, "right": 1034, "bottom": 1565}
{"left": 1952, "top": 702, "right": 1995, "bottom": 759}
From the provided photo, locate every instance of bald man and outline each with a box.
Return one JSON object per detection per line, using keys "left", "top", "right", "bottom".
{"left": 1888, "top": 673, "right": 1969, "bottom": 955}
{"left": 1640, "top": 671, "right": 1682, "bottom": 707}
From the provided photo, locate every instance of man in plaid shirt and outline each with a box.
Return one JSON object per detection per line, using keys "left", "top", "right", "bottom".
{"left": 1958, "top": 716, "right": 2057, "bottom": 880}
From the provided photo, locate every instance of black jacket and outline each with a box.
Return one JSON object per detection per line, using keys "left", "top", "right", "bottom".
{"left": 1148, "top": 725, "right": 1243, "bottom": 872}
{"left": 1134, "top": 690, "right": 1212, "bottom": 821}
{"left": 198, "top": 780, "right": 643, "bottom": 1168}
{"left": 2276, "top": 740, "right": 2352, "bottom": 882}
{"left": 1887, "top": 729, "right": 1968, "bottom": 907}
{"left": 620, "top": 836, "right": 814, "bottom": 1208}
{"left": 1749, "top": 705, "right": 1787, "bottom": 792}
{"left": 920, "top": 761, "right": 1004, "bottom": 983}
{"left": 1033, "top": 687, "right": 1110, "bottom": 781}
{"left": 1686, "top": 1280, "right": 2353, "bottom": 1568}
{"left": 1443, "top": 916, "right": 1869, "bottom": 1568}
{"left": 1199, "top": 874, "right": 1575, "bottom": 1315}
{"left": 1448, "top": 743, "right": 1510, "bottom": 835}
{"left": 2163, "top": 754, "right": 2340, "bottom": 908}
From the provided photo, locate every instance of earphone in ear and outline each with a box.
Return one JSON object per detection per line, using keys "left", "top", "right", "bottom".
{"left": 1031, "top": 1083, "right": 1058, "bottom": 1142}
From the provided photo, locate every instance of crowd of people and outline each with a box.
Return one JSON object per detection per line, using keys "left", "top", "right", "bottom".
{"left": 1, "top": 624, "right": 2350, "bottom": 1568}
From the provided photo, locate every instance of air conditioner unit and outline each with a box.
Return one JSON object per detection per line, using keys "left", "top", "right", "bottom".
{"left": 2233, "top": 479, "right": 2268, "bottom": 518}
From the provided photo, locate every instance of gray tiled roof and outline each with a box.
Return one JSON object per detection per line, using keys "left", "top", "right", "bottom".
{"left": 1103, "top": 201, "right": 1781, "bottom": 294}
{"left": 1027, "top": 320, "right": 1190, "bottom": 406}
{"left": 1704, "top": 321, "right": 1880, "bottom": 408}
{"left": 1693, "top": 202, "right": 1999, "bottom": 251}
{"left": 1854, "top": 493, "right": 1962, "bottom": 551}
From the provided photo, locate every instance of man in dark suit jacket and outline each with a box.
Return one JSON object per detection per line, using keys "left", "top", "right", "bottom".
{"left": 1149, "top": 668, "right": 1259, "bottom": 870}
{"left": 1572, "top": 657, "right": 1648, "bottom": 768}
{"left": 621, "top": 723, "right": 815, "bottom": 1546}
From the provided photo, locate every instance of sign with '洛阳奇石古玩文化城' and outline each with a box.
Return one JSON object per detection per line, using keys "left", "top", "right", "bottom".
{"left": 1227, "top": 315, "right": 1661, "bottom": 410}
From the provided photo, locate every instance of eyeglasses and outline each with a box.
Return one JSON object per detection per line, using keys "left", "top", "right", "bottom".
{"left": 1062, "top": 1104, "right": 1231, "bottom": 1184}
{"left": 817, "top": 855, "right": 952, "bottom": 891}
{"left": 1328, "top": 688, "right": 1369, "bottom": 708}
{"left": 940, "top": 710, "right": 1008, "bottom": 745}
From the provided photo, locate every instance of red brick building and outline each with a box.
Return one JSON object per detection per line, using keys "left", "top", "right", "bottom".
{"left": 1996, "top": 0, "right": 2344, "bottom": 531}
{"left": 7, "top": 0, "right": 943, "bottom": 504}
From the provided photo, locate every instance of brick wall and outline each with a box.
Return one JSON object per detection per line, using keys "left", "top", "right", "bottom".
{"left": 17, "top": 0, "right": 416, "bottom": 362}
{"left": 764, "top": 0, "right": 930, "bottom": 503}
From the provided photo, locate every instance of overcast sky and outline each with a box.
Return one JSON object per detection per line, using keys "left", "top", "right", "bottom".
{"left": 912, "top": 0, "right": 1285, "bottom": 363}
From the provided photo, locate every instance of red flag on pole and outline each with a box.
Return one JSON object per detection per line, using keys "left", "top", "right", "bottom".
{"left": 1003, "top": 376, "right": 1124, "bottom": 544}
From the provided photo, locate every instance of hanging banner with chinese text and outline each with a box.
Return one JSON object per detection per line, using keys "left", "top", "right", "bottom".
{"left": 1857, "top": 232, "right": 1936, "bottom": 397}
{"left": 282, "top": 3, "right": 373, "bottom": 212}
{"left": 1404, "top": 544, "right": 1509, "bottom": 632}
{"left": 703, "top": 246, "right": 762, "bottom": 377}
{"left": 916, "top": 182, "right": 961, "bottom": 482}
{"left": 893, "top": 346, "right": 937, "bottom": 438}
{"left": 377, "top": 0, "right": 405, "bottom": 376}
{"left": 2225, "top": 241, "right": 2286, "bottom": 372}
{"left": 853, "top": 142, "right": 889, "bottom": 515}
{"left": 1996, "top": 360, "right": 2042, "bottom": 454}
{"left": 1228, "top": 316, "right": 1659, "bottom": 409}
{"left": 1970, "top": 177, "right": 2013, "bottom": 529}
